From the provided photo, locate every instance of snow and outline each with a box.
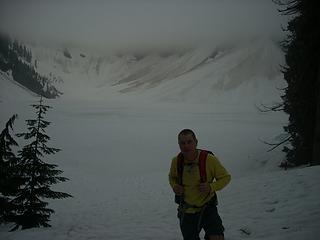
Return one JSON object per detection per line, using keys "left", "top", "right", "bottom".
{"left": 1, "top": 38, "right": 320, "bottom": 239}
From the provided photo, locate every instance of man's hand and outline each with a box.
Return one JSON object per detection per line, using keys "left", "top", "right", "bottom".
{"left": 199, "top": 182, "right": 211, "bottom": 193}
{"left": 173, "top": 184, "right": 184, "bottom": 195}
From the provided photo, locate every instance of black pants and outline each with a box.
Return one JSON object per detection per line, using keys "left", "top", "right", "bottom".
{"left": 179, "top": 204, "right": 224, "bottom": 240}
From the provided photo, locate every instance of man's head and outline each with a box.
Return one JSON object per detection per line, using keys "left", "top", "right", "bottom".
{"left": 178, "top": 129, "right": 198, "bottom": 156}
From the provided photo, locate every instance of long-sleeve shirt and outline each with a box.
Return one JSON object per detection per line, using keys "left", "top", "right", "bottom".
{"left": 169, "top": 150, "right": 231, "bottom": 213}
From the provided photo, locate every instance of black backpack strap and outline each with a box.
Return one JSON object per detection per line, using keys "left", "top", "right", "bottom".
{"left": 177, "top": 152, "right": 184, "bottom": 185}
{"left": 175, "top": 153, "right": 184, "bottom": 205}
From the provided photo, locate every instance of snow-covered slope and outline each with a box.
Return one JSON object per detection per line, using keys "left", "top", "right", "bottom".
{"left": 1, "top": 162, "right": 319, "bottom": 239}
{"left": 0, "top": 71, "right": 36, "bottom": 101}
{"left": 25, "top": 38, "right": 284, "bottom": 106}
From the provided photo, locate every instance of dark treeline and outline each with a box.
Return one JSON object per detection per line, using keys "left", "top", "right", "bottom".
{"left": 0, "top": 34, "right": 62, "bottom": 98}
{"left": 272, "top": 0, "right": 320, "bottom": 167}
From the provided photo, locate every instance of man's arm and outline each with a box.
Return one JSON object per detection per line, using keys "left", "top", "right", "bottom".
{"left": 208, "top": 156, "right": 231, "bottom": 192}
{"left": 169, "top": 157, "right": 184, "bottom": 195}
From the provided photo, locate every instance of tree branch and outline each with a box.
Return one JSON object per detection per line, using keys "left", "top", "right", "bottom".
{"left": 260, "top": 135, "right": 292, "bottom": 152}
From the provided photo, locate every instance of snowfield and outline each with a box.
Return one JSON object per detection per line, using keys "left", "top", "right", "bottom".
{"left": 1, "top": 38, "right": 320, "bottom": 239}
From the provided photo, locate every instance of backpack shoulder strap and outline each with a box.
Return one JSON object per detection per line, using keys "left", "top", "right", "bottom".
{"left": 199, "top": 150, "right": 208, "bottom": 183}
{"left": 177, "top": 150, "right": 214, "bottom": 184}
{"left": 198, "top": 149, "right": 214, "bottom": 183}
{"left": 177, "top": 152, "right": 184, "bottom": 185}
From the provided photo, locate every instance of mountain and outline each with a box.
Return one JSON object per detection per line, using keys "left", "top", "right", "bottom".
{"left": 12, "top": 37, "right": 285, "bottom": 107}
{"left": 0, "top": 35, "right": 61, "bottom": 98}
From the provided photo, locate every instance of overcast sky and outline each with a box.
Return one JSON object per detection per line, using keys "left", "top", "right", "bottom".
{"left": 0, "top": 0, "right": 288, "bottom": 50}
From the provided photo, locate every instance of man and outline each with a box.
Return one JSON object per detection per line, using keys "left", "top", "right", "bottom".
{"left": 169, "top": 129, "right": 231, "bottom": 240}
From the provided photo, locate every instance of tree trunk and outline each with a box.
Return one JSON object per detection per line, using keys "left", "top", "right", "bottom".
{"left": 312, "top": 61, "right": 320, "bottom": 165}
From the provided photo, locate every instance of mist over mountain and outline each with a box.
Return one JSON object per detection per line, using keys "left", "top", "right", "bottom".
{"left": 0, "top": 0, "right": 289, "bottom": 105}
{"left": 0, "top": 0, "right": 288, "bottom": 51}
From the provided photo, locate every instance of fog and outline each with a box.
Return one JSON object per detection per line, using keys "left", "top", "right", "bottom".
{"left": 0, "top": 0, "right": 288, "bottom": 50}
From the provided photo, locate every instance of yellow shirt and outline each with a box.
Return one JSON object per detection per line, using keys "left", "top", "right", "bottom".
{"left": 169, "top": 151, "right": 231, "bottom": 213}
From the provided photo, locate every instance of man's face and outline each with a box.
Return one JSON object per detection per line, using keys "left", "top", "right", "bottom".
{"left": 178, "top": 134, "right": 197, "bottom": 155}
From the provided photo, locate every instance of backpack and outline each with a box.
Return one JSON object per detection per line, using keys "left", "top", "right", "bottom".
{"left": 174, "top": 149, "right": 215, "bottom": 205}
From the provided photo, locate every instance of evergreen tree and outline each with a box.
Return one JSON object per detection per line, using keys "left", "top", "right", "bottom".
{"left": 272, "top": 0, "right": 320, "bottom": 166}
{"left": 0, "top": 114, "right": 20, "bottom": 224}
{"left": 11, "top": 97, "right": 71, "bottom": 231}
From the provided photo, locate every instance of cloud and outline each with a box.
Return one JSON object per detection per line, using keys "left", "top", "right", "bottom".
{"left": 0, "top": 0, "right": 288, "bottom": 50}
